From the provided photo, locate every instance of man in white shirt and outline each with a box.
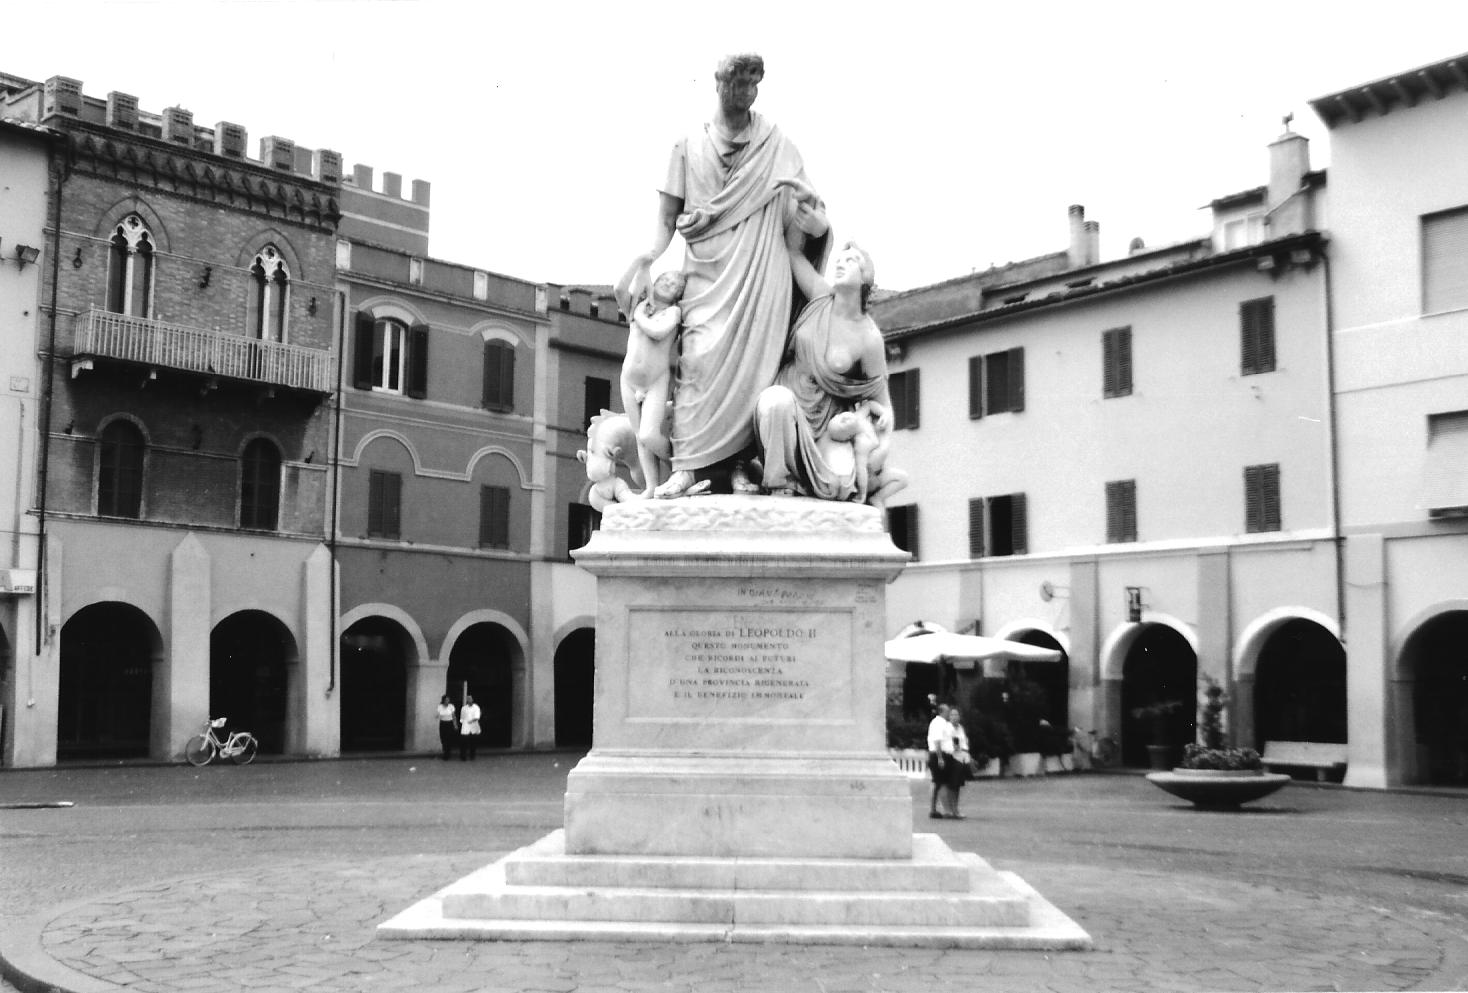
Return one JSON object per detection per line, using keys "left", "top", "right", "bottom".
{"left": 926, "top": 703, "right": 955, "bottom": 819}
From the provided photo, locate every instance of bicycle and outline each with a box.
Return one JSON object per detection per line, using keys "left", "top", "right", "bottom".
{"left": 184, "top": 717, "right": 259, "bottom": 767}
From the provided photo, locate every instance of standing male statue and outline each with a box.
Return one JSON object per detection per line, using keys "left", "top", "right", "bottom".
{"left": 633, "top": 53, "right": 831, "bottom": 498}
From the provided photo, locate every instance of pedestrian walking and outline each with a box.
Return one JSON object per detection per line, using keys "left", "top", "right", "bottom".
{"left": 436, "top": 694, "right": 457, "bottom": 760}
{"left": 926, "top": 703, "right": 955, "bottom": 818}
{"left": 458, "top": 694, "right": 482, "bottom": 761}
{"left": 947, "top": 706, "right": 972, "bottom": 820}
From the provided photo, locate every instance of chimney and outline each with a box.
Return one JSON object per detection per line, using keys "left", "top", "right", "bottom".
{"left": 410, "top": 179, "right": 431, "bottom": 206}
{"left": 260, "top": 135, "right": 296, "bottom": 171}
{"left": 568, "top": 288, "right": 593, "bottom": 315}
{"left": 107, "top": 92, "right": 138, "bottom": 130}
{"left": 314, "top": 148, "right": 343, "bottom": 184}
{"left": 1084, "top": 220, "right": 1100, "bottom": 267}
{"left": 162, "top": 106, "right": 194, "bottom": 146}
{"left": 1267, "top": 120, "right": 1312, "bottom": 236}
{"left": 42, "top": 76, "right": 83, "bottom": 119}
{"left": 382, "top": 171, "right": 402, "bottom": 198}
{"left": 352, "top": 163, "right": 374, "bottom": 189}
{"left": 1068, "top": 204, "right": 1088, "bottom": 268}
{"left": 214, "top": 121, "right": 247, "bottom": 158}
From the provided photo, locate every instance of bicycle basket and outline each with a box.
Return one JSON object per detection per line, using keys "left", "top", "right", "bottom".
{"left": 210, "top": 717, "right": 227, "bottom": 728}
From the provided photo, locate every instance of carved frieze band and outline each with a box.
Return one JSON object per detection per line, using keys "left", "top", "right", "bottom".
{"left": 603, "top": 498, "right": 885, "bottom": 534}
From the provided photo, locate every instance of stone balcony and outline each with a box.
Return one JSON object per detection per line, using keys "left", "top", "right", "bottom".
{"left": 71, "top": 307, "right": 334, "bottom": 394}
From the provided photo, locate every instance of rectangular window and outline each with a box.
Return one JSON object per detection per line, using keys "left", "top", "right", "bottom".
{"left": 1240, "top": 297, "right": 1276, "bottom": 376}
{"left": 968, "top": 348, "right": 1026, "bottom": 416}
{"left": 1102, "top": 327, "right": 1133, "bottom": 398}
{"left": 1423, "top": 207, "right": 1468, "bottom": 314}
{"left": 886, "top": 504, "right": 919, "bottom": 560}
{"left": 889, "top": 369, "right": 920, "bottom": 429}
{"left": 984, "top": 493, "right": 1028, "bottom": 556}
{"left": 1421, "top": 411, "right": 1468, "bottom": 515}
{"left": 1105, "top": 479, "right": 1137, "bottom": 543}
{"left": 367, "top": 470, "right": 402, "bottom": 539}
{"left": 483, "top": 340, "right": 515, "bottom": 412}
{"left": 567, "top": 502, "right": 602, "bottom": 558}
{"left": 479, "top": 485, "right": 510, "bottom": 549}
{"left": 1244, "top": 463, "right": 1281, "bottom": 533}
{"left": 585, "top": 377, "right": 612, "bottom": 429}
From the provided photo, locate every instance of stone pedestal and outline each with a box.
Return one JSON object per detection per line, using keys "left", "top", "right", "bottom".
{"left": 379, "top": 496, "right": 1090, "bottom": 948}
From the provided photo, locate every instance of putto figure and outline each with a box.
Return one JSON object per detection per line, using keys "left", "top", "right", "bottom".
{"left": 634, "top": 52, "right": 830, "bottom": 498}
{"left": 613, "top": 256, "right": 686, "bottom": 497}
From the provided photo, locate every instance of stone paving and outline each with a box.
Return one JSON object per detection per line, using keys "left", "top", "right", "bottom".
{"left": 6, "top": 848, "right": 1468, "bottom": 992}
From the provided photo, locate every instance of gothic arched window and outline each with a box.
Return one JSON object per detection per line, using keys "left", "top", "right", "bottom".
{"left": 248, "top": 245, "right": 290, "bottom": 341}
{"left": 106, "top": 215, "right": 154, "bottom": 318}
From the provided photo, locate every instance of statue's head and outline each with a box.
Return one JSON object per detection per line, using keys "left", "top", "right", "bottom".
{"left": 652, "top": 270, "right": 687, "bottom": 304}
{"left": 715, "top": 53, "right": 764, "bottom": 117}
{"left": 826, "top": 410, "right": 862, "bottom": 442}
{"left": 832, "top": 241, "right": 876, "bottom": 312}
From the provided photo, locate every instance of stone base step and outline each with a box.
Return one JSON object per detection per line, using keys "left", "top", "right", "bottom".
{"left": 378, "top": 831, "right": 1092, "bottom": 949}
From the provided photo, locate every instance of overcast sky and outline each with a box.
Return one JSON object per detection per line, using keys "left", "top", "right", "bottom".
{"left": 8, "top": 1, "right": 1468, "bottom": 291}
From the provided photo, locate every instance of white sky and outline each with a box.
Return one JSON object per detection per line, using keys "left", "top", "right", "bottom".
{"left": 8, "top": 1, "right": 1468, "bottom": 291}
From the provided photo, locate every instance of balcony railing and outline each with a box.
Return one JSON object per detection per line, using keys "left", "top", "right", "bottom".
{"left": 73, "top": 307, "right": 334, "bottom": 394}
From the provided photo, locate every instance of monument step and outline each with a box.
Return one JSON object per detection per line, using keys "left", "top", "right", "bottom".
{"left": 506, "top": 830, "right": 975, "bottom": 893}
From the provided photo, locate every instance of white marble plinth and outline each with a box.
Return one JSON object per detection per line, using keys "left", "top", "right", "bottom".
{"left": 377, "top": 496, "right": 1090, "bottom": 949}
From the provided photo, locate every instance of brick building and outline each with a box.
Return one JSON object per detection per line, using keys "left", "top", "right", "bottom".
{"left": 0, "top": 74, "right": 341, "bottom": 764}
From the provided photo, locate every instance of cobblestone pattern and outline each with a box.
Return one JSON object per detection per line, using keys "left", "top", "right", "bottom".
{"left": 29, "top": 854, "right": 1467, "bottom": 993}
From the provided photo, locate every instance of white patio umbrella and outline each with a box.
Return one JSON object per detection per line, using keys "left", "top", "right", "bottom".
{"left": 884, "top": 631, "right": 1062, "bottom": 674}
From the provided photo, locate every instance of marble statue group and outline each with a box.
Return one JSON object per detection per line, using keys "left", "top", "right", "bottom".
{"left": 586, "top": 52, "right": 907, "bottom": 511}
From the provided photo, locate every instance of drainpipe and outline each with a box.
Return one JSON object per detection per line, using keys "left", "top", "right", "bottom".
{"left": 326, "top": 289, "right": 346, "bottom": 696}
{"left": 34, "top": 136, "right": 66, "bottom": 652}
{"left": 1321, "top": 247, "right": 1346, "bottom": 638}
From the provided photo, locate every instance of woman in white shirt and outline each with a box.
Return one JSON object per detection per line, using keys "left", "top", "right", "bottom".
{"left": 926, "top": 704, "right": 955, "bottom": 819}
{"left": 436, "top": 694, "right": 458, "bottom": 761}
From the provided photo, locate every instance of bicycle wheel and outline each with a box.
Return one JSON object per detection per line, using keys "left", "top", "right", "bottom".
{"left": 231, "top": 735, "right": 259, "bottom": 766}
{"left": 184, "top": 734, "right": 216, "bottom": 767}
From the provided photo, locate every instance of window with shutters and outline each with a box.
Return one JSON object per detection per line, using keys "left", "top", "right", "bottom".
{"left": 889, "top": 369, "right": 920, "bottom": 429}
{"left": 585, "top": 377, "right": 612, "bottom": 429}
{"left": 106, "top": 214, "right": 154, "bottom": 318}
{"left": 97, "top": 419, "right": 145, "bottom": 518}
{"left": 354, "top": 314, "right": 428, "bottom": 398}
{"left": 886, "top": 504, "right": 919, "bottom": 560}
{"left": 965, "top": 493, "right": 1028, "bottom": 557}
{"left": 567, "top": 502, "right": 601, "bottom": 559}
{"left": 1244, "top": 463, "right": 1281, "bottom": 533}
{"left": 1105, "top": 479, "right": 1137, "bottom": 543}
{"left": 1423, "top": 207, "right": 1468, "bottom": 315}
{"left": 1240, "top": 297, "right": 1276, "bottom": 376}
{"left": 367, "top": 470, "right": 402, "bottom": 539}
{"left": 967, "top": 349, "right": 1026, "bottom": 417}
{"left": 1102, "top": 327, "right": 1132, "bottom": 398}
{"left": 1422, "top": 410, "right": 1468, "bottom": 515}
{"left": 240, "top": 438, "right": 281, "bottom": 530}
{"left": 479, "top": 485, "right": 510, "bottom": 549}
{"left": 483, "top": 340, "right": 515, "bottom": 412}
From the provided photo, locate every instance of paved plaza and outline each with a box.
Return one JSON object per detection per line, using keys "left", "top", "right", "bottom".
{"left": 1, "top": 755, "right": 1465, "bottom": 992}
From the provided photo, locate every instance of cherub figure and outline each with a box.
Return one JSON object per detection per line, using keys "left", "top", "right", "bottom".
{"left": 614, "top": 256, "right": 686, "bottom": 497}
{"left": 577, "top": 410, "right": 639, "bottom": 512}
{"left": 816, "top": 400, "right": 907, "bottom": 507}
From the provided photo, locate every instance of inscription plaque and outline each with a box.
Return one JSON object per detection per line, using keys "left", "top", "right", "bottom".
{"left": 627, "top": 608, "right": 851, "bottom": 721}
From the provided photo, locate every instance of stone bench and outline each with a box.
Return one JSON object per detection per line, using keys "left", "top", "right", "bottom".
{"left": 1262, "top": 740, "right": 1348, "bottom": 781}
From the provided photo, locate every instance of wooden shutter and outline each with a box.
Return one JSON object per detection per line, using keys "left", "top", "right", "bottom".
{"left": 1424, "top": 208, "right": 1468, "bottom": 314}
{"left": 967, "top": 497, "right": 985, "bottom": 558}
{"left": 481, "top": 485, "right": 510, "bottom": 549}
{"left": 353, "top": 313, "right": 376, "bottom": 389}
{"left": 904, "top": 370, "right": 920, "bottom": 429}
{"left": 1010, "top": 492, "right": 1028, "bottom": 554}
{"left": 887, "top": 504, "right": 919, "bottom": 560}
{"left": 985, "top": 352, "right": 1008, "bottom": 416}
{"left": 1245, "top": 464, "right": 1280, "bottom": 533}
{"left": 483, "top": 341, "right": 515, "bottom": 411}
{"left": 1106, "top": 479, "right": 1136, "bottom": 543}
{"left": 369, "top": 470, "right": 401, "bottom": 539}
{"left": 905, "top": 504, "right": 920, "bottom": 560}
{"left": 405, "top": 323, "right": 429, "bottom": 399}
{"left": 968, "top": 356, "right": 983, "bottom": 419}
{"left": 1008, "top": 347, "right": 1025, "bottom": 412}
{"left": 498, "top": 343, "right": 515, "bottom": 410}
{"left": 1103, "top": 328, "right": 1132, "bottom": 398}
{"left": 585, "top": 377, "right": 611, "bottom": 429}
{"left": 1241, "top": 297, "right": 1275, "bottom": 375}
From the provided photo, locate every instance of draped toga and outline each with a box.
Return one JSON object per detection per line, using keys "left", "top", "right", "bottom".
{"left": 661, "top": 112, "right": 826, "bottom": 472}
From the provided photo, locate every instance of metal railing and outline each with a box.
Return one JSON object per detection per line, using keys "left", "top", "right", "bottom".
{"left": 74, "top": 307, "right": 334, "bottom": 393}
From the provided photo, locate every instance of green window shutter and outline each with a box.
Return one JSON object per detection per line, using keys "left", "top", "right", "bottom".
{"left": 1106, "top": 479, "right": 1136, "bottom": 543}
{"left": 905, "top": 370, "right": 921, "bottom": 429}
{"left": 585, "top": 377, "right": 611, "bottom": 429}
{"left": 985, "top": 352, "right": 1008, "bottom": 416}
{"left": 369, "top": 470, "right": 402, "bottom": 539}
{"left": 353, "top": 313, "right": 376, "bottom": 389}
{"left": 1008, "top": 347, "right": 1025, "bottom": 412}
{"left": 967, "top": 497, "right": 985, "bottom": 558}
{"left": 1104, "top": 328, "right": 1132, "bottom": 398}
{"left": 1423, "top": 208, "right": 1468, "bottom": 313}
{"left": 1244, "top": 463, "right": 1279, "bottom": 533}
{"left": 483, "top": 341, "right": 515, "bottom": 411}
{"left": 405, "top": 324, "right": 429, "bottom": 399}
{"left": 481, "top": 485, "right": 510, "bottom": 549}
{"left": 1010, "top": 492, "right": 1028, "bottom": 554}
{"left": 1241, "top": 297, "right": 1275, "bottom": 375}
{"left": 968, "top": 356, "right": 984, "bottom": 419}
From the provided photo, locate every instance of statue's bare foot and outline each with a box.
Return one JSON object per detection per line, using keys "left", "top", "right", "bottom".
{"left": 654, "top": 470, "right": 698, "bottom": 499}
{"left": 766, "top": 485, "right": 796, "bottom": 497}
{"left": 730, "top": 462, "right": 760, "bottom": 495}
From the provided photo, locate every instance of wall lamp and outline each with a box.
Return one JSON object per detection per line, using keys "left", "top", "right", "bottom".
{"left": 13, "top": 244, "right": 40, "bottom": 270}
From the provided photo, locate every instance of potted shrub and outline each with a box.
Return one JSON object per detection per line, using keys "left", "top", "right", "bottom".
{"left": 1040, "top": 721, "right": 1075, "bottom": 773}
{"left": 1146, "top": 678, "right": 1290, "bottom": 809}
{"left": 1004, "top": 678, "right": 1049, "bottom": 777}
{"left": 1130, "top": 699, "right": 1185, "bottom": 770}
{"left": 965, "top": 711, "right": 1010, "bottom": 778}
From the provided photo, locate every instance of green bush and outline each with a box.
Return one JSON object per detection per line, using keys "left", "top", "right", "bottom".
{"left": 1181, "top": 743, "right": 1263, "bottom": 770}
{"left": 886, "top": 714, "right": 931, "bottom": 750}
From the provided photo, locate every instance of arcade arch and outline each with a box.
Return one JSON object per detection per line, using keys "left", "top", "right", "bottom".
{"left": 210, "top": 610, "right": 296, "bottom": 754}
{"left": 1398, "top": 607, "right": 1468, "bottom": 786}
{"left": 554, "top": 627, "right": 595, "bottom": 747}
{"left": 58, "top": 602, "right": 162, "bottom": 760}
{"left": 445, "top": 621, "right": 524, "bottom": 748}
{"left": 339, "top": 615, "right": 416, "bottom": 751}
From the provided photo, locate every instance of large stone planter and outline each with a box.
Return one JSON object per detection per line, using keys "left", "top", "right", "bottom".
{"left": 1145, "top": 768, "right": 1291, "bottom": 809}
{"left": 1007, "top": 752, "right": 1043, "bottom": 777}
